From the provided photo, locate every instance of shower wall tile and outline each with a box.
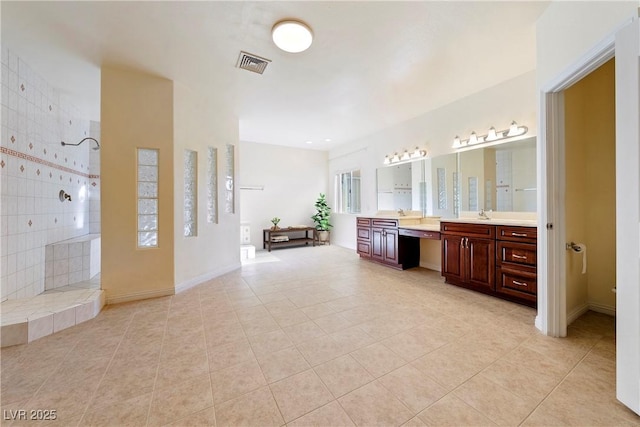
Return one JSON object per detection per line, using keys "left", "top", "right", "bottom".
{"left": 0, "top": 47, "right": 99, "bottom": 301}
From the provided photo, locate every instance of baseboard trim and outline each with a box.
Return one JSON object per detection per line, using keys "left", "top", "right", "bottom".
{"left": 106, "top": 288, "right": 175, "bottom": 305}
{"left": 419, "top": 262, "right": 441, "bottom": 272}
{"left": 567, "top": 303, "right": 590, "bottom": 325}
{"left": 567, "top": 301, "right": 616, "bottom": 324}
{"left": 175, "top": 262, "right": 241, "bottom": 294}
{"left": 587, "top": 301, "right": 616, "bottom": 317}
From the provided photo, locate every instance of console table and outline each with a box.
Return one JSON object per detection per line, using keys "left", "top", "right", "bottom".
{"left": 263, "top": 227, "right": 316, "bottom": 252}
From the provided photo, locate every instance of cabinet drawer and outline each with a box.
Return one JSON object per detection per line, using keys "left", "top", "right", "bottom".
{"left": 497, "top": 226, "right": 537, "bottom": 243}
{"left": 440, "top": 222, "right": 495, "bottom": 239}
{"left": 357, "top": 240, "right": 371, "bottom": 257}
{"left": 497, "top": 241, "right": 537, "bottom": 268}
{"left": 496, "top": 267, "right": 537, "bottom": 299}
{"left": 372, "top": 219, "right": 398, "bottom": 228}
{"left": 399, "top": 228, "right": 441, "bottom": 240}
{"left": 357, "top": 227, "right": 371, "bottom": 240}
{"left": 357, "top": 218, "right": 371, "bottom": 226}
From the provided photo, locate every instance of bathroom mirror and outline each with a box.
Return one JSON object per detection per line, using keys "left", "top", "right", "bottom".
{"left": 376, "top": 153, "right": 458, "bottom": 218}
{"left": 458, "top": 137, "right": 536, "bottom": 213}
{"left": 376, "top": 137, "right": 536, "bottom": 216}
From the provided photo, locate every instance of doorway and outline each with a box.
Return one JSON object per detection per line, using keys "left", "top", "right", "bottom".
{"left": 563, "top": 59, "right": 616, "bottom": 323}
{"left": 539, "top": 16, "right": 640, "bottom": 415}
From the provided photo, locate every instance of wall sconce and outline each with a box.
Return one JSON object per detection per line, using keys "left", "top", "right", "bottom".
{"left": 383, "top": 147, "right": 427, "bottom": 165}
{"left": 452, "top": 121, "right": 528, "bottom": 149}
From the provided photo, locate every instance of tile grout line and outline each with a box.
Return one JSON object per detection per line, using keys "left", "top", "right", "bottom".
{"left": 142, "top": 303, "right": 170, "bottom": 427}
{"left": 516, "top": 334, "right": 605, "bottom": 426}
{"left": 75, "top": 309, "right": 137, "bottom": 426}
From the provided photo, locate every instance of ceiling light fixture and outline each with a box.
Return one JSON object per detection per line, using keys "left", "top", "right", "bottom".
{"left": 383, "top": 147, "right": 427, "bottom": 166}
{"left": 452, "top": 121, "right": 528, "bottom": 149}
{"left": 272, "top": 20, "right": 313, "bottom": 53}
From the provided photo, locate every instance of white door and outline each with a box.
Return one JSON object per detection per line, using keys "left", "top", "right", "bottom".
{"left": 615, "top": 15, "right": 640, "bottom": 415}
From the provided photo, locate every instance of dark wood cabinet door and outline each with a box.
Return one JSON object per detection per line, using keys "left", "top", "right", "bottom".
{"left": 441, "top": 234, "right": 463, "bottom": 281}
{"left": 467, "top": 237, "right": 495, "bottom": 290}
{"left": 382, "top": 227, "right": 399, "bottom": 264}
{"left": 371, "top": 227, "right": 385, "bottom": 261}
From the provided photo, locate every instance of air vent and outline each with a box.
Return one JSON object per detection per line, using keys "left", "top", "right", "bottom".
{"left": 236, "top": 51, "right": 271, "bottom": 75}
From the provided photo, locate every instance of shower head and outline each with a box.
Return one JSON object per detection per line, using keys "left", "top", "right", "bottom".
{"left": 61, "top": 137, "right": 100, "bottom": 151}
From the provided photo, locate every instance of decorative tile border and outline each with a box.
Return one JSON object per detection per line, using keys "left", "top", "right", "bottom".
{"left": 0, "top": 146, "right": 100, "bottom": 179}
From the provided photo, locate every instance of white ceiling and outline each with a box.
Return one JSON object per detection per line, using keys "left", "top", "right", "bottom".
{"left": 1, "top": 1, "right": 549, "bottom": 150}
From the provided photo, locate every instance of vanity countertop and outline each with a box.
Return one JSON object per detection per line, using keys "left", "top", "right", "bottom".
{"left": 441, "top": 218, "right": 538, "bottom": 227}
{"left": 369, "top": 215, "right": 424, "bottom": 220}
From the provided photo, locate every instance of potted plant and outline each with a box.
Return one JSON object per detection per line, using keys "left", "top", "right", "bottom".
{"left": 271, "top": 217, "right": 281, "bottom": 230}
{"left": 311, "top": 193, "right": 332, "bottom": 243}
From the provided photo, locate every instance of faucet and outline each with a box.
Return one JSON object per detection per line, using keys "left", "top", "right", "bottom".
{"left": 397, "top": 208, "right": 405, "bottom": 216}
{"left": 478, "top": 208, "right": 490, "bottom": 220}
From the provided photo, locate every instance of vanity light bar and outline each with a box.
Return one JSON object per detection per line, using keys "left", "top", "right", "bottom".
{"left": 452, "top": 121, "right": 528, "bottom": 149}
{"left": 383, "top": 147, "right": 427, "bottom": 165}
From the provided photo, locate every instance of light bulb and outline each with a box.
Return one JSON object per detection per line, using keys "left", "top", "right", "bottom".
{"left": 507, "top": 121, "right": 521, "bottom": 137}
{"left": 468, "top": 132, "right": 479, "bottom": 145}
{"left": 411, "top": 147, "right": 423, "bottom": 158}
{"left": 486, "top": 127, "right": 498, "bottom": 141}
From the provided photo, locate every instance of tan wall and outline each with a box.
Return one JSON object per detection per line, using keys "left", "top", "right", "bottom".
{"left": 564, "top": 59, "right": 616, "bottom": 316}
{"left": 459, "top": 148, "right": 485, "bottom": 211}
{"left": 173, "top": 82, "right": 240, "bottom": 287}
{"left": 101, "top": 67, "right": 175, "bottom": 303}
{"left": 483, "top": 148, "right": 496, "bottom": 211}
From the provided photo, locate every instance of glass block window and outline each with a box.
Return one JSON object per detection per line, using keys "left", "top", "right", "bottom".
{"left": 453, "top": 171, "right": 460, "bottom": 216}
{"left": 137, "top": 148, "right": 159, "bottom": 248}
{"left": 207, "top": 147, "right": 218, "bottom": 223}
{"left": 437, "top": 167, "right": 447, "bottom": 209}
{"left": 184, "top": 150, "right": 197, "bottom": 237}
{"left": 225, "top": 144, "right": 235, "bottom": 214}
{"left": 468, "top": 176, "right": 479, "bottom": 211}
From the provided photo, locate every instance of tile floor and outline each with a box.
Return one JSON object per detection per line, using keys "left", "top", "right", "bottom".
{"left": 1, "top": 246, "right": 638, "bottom": 426}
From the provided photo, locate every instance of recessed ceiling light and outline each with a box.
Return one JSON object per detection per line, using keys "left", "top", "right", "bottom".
{"left": 324, "top": 138, "right": 332, "bottom": 142}
{"left": 305, "top": 140, "right": 313, "bottom": 144}
{"left": 272, "top": 20, "right": 313, "bottom": 53}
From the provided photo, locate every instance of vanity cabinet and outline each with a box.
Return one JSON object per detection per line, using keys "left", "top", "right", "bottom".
{"left": 441, "top": 223, "right": 495, "bottom": 292}
{"left": 441, "top": 221, "right": 537, "bottom": 307}
{"left": 356, "top": 217, "right": 419, "bottom": 270}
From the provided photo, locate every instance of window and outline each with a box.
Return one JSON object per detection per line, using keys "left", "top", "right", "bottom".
{"left": 335, "top": 170, "right": 361, "bottom": 214}
{"left": 184, "top": 149, "right": 197, "bottom": 237}
{"left": 207, "top": 147, "right": 218, "bottom": 224}
{"left": 137, "top": 148, "right": 159, "bottom": 248}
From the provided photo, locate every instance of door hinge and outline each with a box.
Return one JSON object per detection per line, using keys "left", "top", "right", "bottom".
{"left": 546, "top": 223, "right": 553, "bottom": 230}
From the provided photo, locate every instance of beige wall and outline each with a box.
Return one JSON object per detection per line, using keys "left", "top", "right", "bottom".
{"left": 239, "top": 141, "right": 328, "bottom": 249}
{"left": 459, "top": 148, "right": 485, "bottom": 212}
{"left": 173, "top": 82, "right": 240, "bottom": 289}
{"left": 564, "top": 59, "right": 616, "bottom": 316}
{"left": 101, "top": 67, "right": 175, "bottom": 303}
{"left": 536, "top": 1, "right": 637, "bottom": 88}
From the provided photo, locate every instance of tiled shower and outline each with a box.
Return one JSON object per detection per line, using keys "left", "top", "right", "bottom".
{"left": 0, "top": 46, "right": 101, "bottom": 301}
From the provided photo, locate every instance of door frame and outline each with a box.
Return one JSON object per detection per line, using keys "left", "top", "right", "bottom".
{"left": 538, "top": 12, "right": 640, "bottom": 415}
{"left": 537, "top": 36, "right": 615, "bottom": 337}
